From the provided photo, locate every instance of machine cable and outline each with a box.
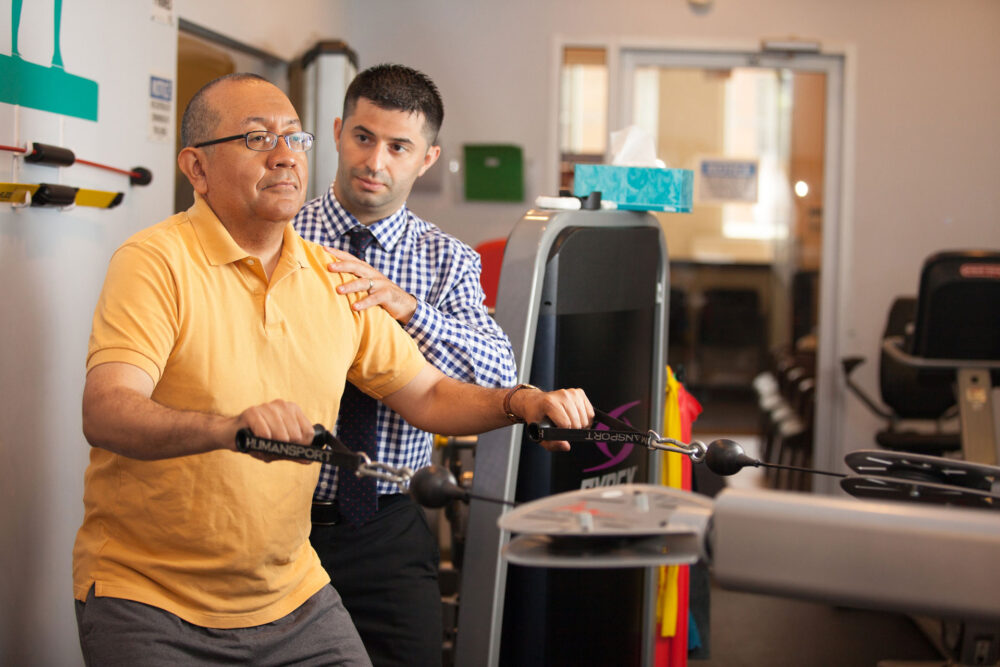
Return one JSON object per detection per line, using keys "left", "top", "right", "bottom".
{"left": 234, "top": 413, "right": 1000, "bottom": 510}
{"left": 529, "top": 408, "right": 847, "bottom": 479}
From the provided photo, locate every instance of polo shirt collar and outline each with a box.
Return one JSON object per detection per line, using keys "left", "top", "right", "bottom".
{"left": 280, "top": 222, "right": 309, "bottom": 268}
{"left": 188, "top": 193, "right": 306, "bottom": 268}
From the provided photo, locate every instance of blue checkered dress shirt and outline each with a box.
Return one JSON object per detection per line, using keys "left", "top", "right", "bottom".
{"left": 295, "top": 187, "right": 518, "bottom": 498}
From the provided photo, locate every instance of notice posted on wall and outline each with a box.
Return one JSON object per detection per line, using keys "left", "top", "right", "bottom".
{"left": 151, "top": 0, "right": 174, "bottom": 25}
{"left": 149, "top": 76, "right": 173, "bottom": 143}
{"left": 696, "top": 157, "right": 759, "bottom": 204}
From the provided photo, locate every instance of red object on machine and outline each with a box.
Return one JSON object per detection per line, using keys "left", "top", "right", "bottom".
{"left": 474, "top": 238, "right": 506, "bottom": 310}
{"left": 655, "top": 375, "right": 702, "bottom": 667}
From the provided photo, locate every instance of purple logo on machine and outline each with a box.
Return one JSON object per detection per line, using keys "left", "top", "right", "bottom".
{"left": 582, "top": 400, "right": 641, "bottom": 473}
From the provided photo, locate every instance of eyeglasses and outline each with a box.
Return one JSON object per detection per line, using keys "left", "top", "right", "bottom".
{"left": 193, "top": 130, "right": 315, "bottom": 152}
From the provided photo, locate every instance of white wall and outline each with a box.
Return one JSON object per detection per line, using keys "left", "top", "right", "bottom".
{"left": 341, "top": 0, "right": 1000, "bottom": 479}
{"left": 179, "top": 0, "right": 346, "bottom": 62}
{"left": 3, "top": 0, "right": 999, "bottom": 663}
{"left": 0, "top": 3, "right": 176, "bottom": 664}
{"left": 0, "top": 2, "right": 345, "bottom": 664}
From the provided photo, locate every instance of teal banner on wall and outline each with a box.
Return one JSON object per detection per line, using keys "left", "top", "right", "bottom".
{"left": 1, "top": 0, "right": 99, "bottom": 121}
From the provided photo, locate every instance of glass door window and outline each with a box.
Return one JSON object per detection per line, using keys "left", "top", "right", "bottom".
{"left": 558, "top": 47, "right": 608, "bottom": 192}
{"left": 607, "top": 47, "right": 844, "bottom": 489}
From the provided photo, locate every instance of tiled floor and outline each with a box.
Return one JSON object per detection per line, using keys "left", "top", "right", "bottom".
{"left": 688, "top": 583, "right": 943, "bottom": 667}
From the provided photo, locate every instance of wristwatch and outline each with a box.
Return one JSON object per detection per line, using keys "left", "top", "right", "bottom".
{"left": 503, "top": 383, "right": 539, "bottom": 424}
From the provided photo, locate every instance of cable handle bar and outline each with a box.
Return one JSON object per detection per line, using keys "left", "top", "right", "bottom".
{"left": 233, "top": 408, "right": 708, "bottom": 489}
{"left": 526, "top": 408, "right": 708, "bottom": 463}
{"left": 234, "top": 425, "right": 414, "bottom": 488}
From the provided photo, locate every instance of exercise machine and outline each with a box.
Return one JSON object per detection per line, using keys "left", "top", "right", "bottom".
{"left": 844, "top": 250, "right": 1000, "bottom": 464}
{"left": 455, "top": 206, "right": 669, "bottom": 667}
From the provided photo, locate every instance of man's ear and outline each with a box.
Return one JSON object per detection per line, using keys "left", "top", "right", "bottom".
{"left": 333, "top": 117, "right": 343, "bottom": 152}
{"left": 177, "top": 147, "right": 209, "bottom": 195}
{"left": 418, "top": 144, "right": 442, "bottom": 178}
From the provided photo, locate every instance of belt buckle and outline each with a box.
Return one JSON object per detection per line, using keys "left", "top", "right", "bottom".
{"left": 311, "top": 500, "right": 340, "bottom": 526}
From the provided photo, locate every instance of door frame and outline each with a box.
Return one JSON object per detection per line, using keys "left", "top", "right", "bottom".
{"left": 548, "top": 37, "right": 857, "bottom": 497}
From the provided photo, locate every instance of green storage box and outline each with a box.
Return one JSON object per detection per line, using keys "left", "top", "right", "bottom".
{"left": 464, "top": 144, "right": 523, "bottom": 202}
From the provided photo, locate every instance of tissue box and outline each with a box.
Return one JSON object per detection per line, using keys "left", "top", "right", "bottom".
{"left": 573, "top": 164, "right": 693, "bottom": 213}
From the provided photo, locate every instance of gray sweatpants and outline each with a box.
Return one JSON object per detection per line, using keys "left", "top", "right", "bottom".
{"left": 75, "top": 584, "right": 371, "bottom": 666}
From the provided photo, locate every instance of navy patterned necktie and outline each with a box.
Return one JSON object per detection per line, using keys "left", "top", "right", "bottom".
{"left": 336, "top": 227, "right": 379, "bottom": 526}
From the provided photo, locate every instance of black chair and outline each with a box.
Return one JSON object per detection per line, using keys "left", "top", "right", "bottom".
{"left": 910, "top": 250, "right": 1000, "bottom": 365}
{"left": 858, "top": 252, "right": 1000, "bottom": 667}
{"left": 844, "top": 250, "right": 1000, "bottom": 462}
{"left": 843, "top": 297, "right": 961, "bottom": 456}
{"left": 774, "top": 375, "right": 815, "bottom": 491}
{"left": 755, "top": 345, "right": 816, "bottom": 490}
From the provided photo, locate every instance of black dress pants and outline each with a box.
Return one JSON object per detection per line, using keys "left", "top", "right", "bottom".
{"left": 311, "top": 494, "right": 442, "bottom": 667}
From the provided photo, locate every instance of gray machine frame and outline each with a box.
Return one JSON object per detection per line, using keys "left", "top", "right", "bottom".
{"left": 455, "top": 208, "right": 669, "bottom": 667}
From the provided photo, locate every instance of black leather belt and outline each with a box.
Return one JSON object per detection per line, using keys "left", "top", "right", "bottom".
{"left": 311, "top": 493, "right": 407, "bottom": 526}
{"left": 310, "top": 500, "right": 342, "bottom": 526}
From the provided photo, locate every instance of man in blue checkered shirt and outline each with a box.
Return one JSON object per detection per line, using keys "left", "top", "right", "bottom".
{"left": 295, "top": 64, "right": 517, "bottom": 666}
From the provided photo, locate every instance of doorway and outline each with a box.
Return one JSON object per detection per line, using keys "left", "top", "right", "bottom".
{"left": 558, "top": 44, "right": 846, "bottom": 488}
{"left": 174, "top": 20, "right": 289, "bottom": 214}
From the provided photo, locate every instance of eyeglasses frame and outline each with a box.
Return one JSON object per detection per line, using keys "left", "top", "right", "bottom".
{"left": 193, "top": 130, "right": 315, "bottom": 152}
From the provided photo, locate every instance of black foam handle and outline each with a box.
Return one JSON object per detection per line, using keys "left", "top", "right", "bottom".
{"left": 527, "top": 421, "right": 647, "bottom": 445}
{"left": 129, "top": 167, "right": 153, "bottom": 186}
{"left": 234, "top": 425, "right": 356, "bottom": 467}
{"left": 31, "top": 183, "right": 77, "bottom": 207}
{"left": 24, "top": 142, "right": 75, "bottom": 167}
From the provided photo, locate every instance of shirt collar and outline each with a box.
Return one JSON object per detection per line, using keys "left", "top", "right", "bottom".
{"left": 322, "top": 185, "right": 409, "bottom": 252}
{"left": 187, "top": 193, "right": 307, "bottom": 268}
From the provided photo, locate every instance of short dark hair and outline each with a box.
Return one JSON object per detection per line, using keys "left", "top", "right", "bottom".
{"left": 180, "top": 73, "right": 271, "bottom": 147}
{"left": 343, "top": 64, "right": 444, "bottom": 145}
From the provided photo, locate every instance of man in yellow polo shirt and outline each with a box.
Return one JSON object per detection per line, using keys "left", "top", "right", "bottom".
{"left": 73, "top": 73, "right": 593, "bottom": 666}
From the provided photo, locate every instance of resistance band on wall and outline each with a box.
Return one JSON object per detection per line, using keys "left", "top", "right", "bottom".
{"left": 0, "top": 182, "right": 123, "bottom": 209}
{"left": 0, "top": 142, "right": 152, "bottom": 209}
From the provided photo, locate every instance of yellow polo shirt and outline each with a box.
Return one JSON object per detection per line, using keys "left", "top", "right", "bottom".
{"left": 73, "top": 195, "right": 426, "bottom": 628}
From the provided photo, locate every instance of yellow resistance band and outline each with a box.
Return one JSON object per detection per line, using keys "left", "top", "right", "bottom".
{"left": 0, "top": 182, "right": 123, "bottom": 209}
